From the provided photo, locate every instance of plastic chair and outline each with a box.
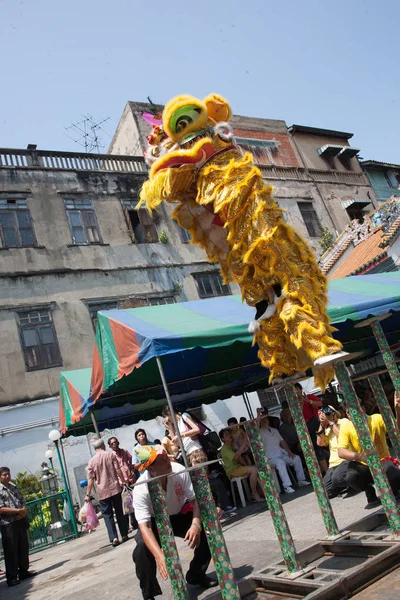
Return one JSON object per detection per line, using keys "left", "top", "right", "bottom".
{"left": 230, "top": 476, "right": 251, "bottom": 508}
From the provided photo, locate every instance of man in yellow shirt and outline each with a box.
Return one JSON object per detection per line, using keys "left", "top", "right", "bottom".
{"left": 338, "top": 401, "right": 400, "bottom": 509}
{"left": 317, "top": 406, "right": 349, "bottom": 499}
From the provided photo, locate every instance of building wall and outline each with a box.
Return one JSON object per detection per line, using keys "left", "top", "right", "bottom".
{"left": 0, "top": 164, "right": 237, "bottom": 407}
{"left": 290, "top": 132, "right": 361, "bottom": 173}
{"left": 365, "top": 169, "right": 400, "bottom": 202}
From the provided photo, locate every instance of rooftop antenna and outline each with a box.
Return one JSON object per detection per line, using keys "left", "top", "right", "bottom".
{"left": 65, "top": 114, "right": 111, "bottom": 153}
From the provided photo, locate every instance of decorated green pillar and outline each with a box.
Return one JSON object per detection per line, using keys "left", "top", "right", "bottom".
{"left": 244, "top": 419, "right": 302, "bottom": 573}
{"left": 369, "top": 375, "right": 400, "bottom": 459}
{"left": 148, "top": 480, "right": 189, "bottom": 600}
{"left": 285, "top": 385, "right": 340, "bottom": 537}
{"left": 191, "top": 468, "right": 241, "bottom": 600}
{"left": 335, "top": 361, "right": 400, "bottom": 536}
{"left": 370, "top": 319, "right": 400, "bottom": 395}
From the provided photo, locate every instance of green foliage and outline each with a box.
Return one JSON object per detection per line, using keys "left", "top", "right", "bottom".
{"left": 13, "top": 471, "right": 43, "bottom": 502}
{"left": 319, "top": 226, "right": 335, "bottom": 253}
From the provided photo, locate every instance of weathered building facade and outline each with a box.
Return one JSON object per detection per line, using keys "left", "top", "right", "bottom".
{"left": 360, "top": 160, "right": 400, "bottom": 203}
{"left": 110, "top": 102, "right": 378, "bottom": 254}
{"left": 0, "top": 146, "right": 236, "bottom": 409}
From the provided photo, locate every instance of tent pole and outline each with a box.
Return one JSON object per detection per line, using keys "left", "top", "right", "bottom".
{"left": 90, "top": 408, "right": 100, "bottom": 438}
{"left": 242, "top": 392, "right": 252, "bottom": 419}
{"left": 335, "top": 360, "right": 400, "bottom": 535}
{"left": 156, "top": 356, "right": 189, "bottom": 469}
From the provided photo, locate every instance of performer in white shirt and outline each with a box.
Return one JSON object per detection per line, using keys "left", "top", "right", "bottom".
{"left": 257, "top": 409, "right": 310, "bottom": 494}
{"left": 132, "top": 445, "right": 217, "bottom": 599}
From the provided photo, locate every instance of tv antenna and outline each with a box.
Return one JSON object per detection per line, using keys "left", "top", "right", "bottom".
{"left": 65, "top": 114, "right": 111, "bottom": 153}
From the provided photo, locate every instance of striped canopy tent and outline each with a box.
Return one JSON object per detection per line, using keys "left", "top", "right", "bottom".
{"left": 59, "top": 272, "right": 400, "bottom": 435}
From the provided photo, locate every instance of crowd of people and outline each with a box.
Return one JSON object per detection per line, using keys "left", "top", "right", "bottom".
{"left": 2, "top": 383, "right": 400, "bottom": 594}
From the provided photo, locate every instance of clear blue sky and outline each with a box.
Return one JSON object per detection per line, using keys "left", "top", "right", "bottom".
{"left": 1, "top": 0, "right": 399, "bottom": 163}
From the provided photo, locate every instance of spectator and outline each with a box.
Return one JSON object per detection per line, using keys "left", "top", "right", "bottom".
{"left": 239, "top": 417, "right": 247, "bottom": 423}
{"left": 338, "top": 401, "right": 400, "bottom": 509}
{"left": 257, "top": 409, "right": 310, "bottom": 494}
{"left": 108, "top": 436, "right": 138, "bottom": 531}
{"left": 316, "top": 406, "right": 349, "bottom": 498}
{"left": 227, "top": 417, "right": 252, "bottom": 465}
{"left": 219, "top": 429, "right": 263, "bottom": 502}
{"left": 162, "top": 408, "right": 207, "bottom": 466}
{"left": 0, "top": 467, "right": 36, "bottom": 587}
{"left": 86, "top": 438, "right": 129, "bottom": 546}
{"left": 294, "top": 383, "right": 328, "bottom": 474}
{"left": 161, "top": 429, "right": 180, "bottom": 462}
{"left": 108, "top": 437, "right": 135, "bottom": 485}
{"left": 395, "top": 391, "right": 400, "bottom": 429}
{"left": 279, "top": 408, "right": 301, "bottom": 454}
{"left": 132, "top": 429, "right": 154, "bottom": 469}
{"left": 132, "top": 445, "right": 217, "bottom": 597}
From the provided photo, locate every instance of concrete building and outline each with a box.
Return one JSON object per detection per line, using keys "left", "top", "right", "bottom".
{"left": 360, "top": 160, "right": 400, "bottom": 203}
{"left": 288, "top": 125, "right": 378, "bottom": 233}
{"left": 0, "top": 145, "right": 238, "bottom": 412}
{"left": 110, "top": 102, "right": 377, "bottom": 255}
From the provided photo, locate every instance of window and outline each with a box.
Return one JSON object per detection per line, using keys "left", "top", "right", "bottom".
{"left": 121, "top": 199, "right": 158, "bottom": 243}
{"left": 194, "top": 272, "right": 231, "bottom": 298}
{"left": 177, "top": 224, "right": 191, "bottom": 243}
{"left": 236, "top": 138, "right": 279, "bottom": 166}
{"left": 87, "top": 297, "right": 148, "bottom": 330}
{"left": 88, "top": 300, "right": 118, "bottom": 330}
{"left": 148, "top": 296, "right": 176, "bottom": 306}
{"left": 17, "top": 309, "right": 62, "bottom": 371}
{"left": 0, "top": 199, "right": 36, "bottom": 248}
{"left": 384, "top": 171, "right": 394, "bottom": 188}
{"left": 297, "top": 202, "right": 323, "bottom": 237}
{"left": 65, "top": 198, "right": 101, "bottom": 245}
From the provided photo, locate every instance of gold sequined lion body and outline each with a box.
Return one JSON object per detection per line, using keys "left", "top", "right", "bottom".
{"left": 139, "top": 94, "right": 344, "bottom": 388}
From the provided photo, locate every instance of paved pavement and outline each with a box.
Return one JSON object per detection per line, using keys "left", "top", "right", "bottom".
{"left": 0, "top": 488, "right": 390, "bottom": 600}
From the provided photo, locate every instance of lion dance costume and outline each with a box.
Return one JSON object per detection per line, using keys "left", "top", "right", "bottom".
{"left": 138, "top": 94, "right": 345, "bottom": 389}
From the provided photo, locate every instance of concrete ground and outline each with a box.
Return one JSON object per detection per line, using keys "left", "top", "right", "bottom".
{"left": 0, "top": 488, "right": 392, "bottom": 600}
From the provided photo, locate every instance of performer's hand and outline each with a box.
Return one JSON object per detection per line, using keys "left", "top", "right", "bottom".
{"left": 156, "top": 554, "right": 168, "bottom": 580}
{"left": 394, "top": 392, "right": 400, "bottom": 411}
{"left": 184, "top": 524, "right": 201, "bottom": 549}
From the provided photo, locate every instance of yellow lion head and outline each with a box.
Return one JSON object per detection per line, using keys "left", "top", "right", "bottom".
{"left": 163, "top": 93, "right": 232, "bottom": 142}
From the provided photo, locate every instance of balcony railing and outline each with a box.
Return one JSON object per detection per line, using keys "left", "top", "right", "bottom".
{"left": 0, "top": 147, "right": 147, "bottom": 174}
{"left": 309, "top": 169, "right": 370, "bottom": 186}
{"left": 259, "top": 165, "right": 310, "bottom": 181}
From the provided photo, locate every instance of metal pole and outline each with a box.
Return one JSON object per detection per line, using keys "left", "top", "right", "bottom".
{"left": 148, "top": 480, "right": 189, "bottom": 600}
{"left": 59, "top": 438, "right": 72, "bottom": 492}
{"left": 244, "top": 420, "right": 302, "bottom": 573}
{"left": 90, "top": 408, "right": 101, "bottom": 438}
{"left": 370, "top": 319, "right": 400, "bottom": 395}
{"left": 244, "top": 391, "right": 254, "bottom": 418}
{"left": 369, "top": 375, "right": 400, "bottom": 458}
{"left": 335, "top": 361, "right": 400, "bottom": 536}
{"left": 54, "top": 440, "right": 79, "bottom": 538}
{"left": 156, "top": 356, "right": 189, "bottom": 469}
{"left": 285, "top": 385, "right": 340, "bottom": 537}
{"left": 191, "top": 467, "right": 241, "bottom": 599}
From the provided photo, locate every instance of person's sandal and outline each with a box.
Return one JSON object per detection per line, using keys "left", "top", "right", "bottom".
{"left": 112, "top": 539, "right": 120, "bottom": 547}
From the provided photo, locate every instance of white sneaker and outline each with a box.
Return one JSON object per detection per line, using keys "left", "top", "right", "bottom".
{"left": 298, "top": 480, "right": 311, "bottom": 487}
{"left": 284, "top": 486, "right": 295, "bottom": 494}
{"left": 314, "top": 351, "right": 349, "bottom": 366}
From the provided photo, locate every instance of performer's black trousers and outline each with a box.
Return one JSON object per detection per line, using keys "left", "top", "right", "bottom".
{"left": 0, "top": 519, "right": 30, "bottom": 583}
{"left": 346, "top": 460, "right": 400, "bottom": 501}
{"left": 132, "top": 512, "right": 211, "bottom": 600}
{"left": 323, "top": 461, "right": 349, "bottom": 499}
